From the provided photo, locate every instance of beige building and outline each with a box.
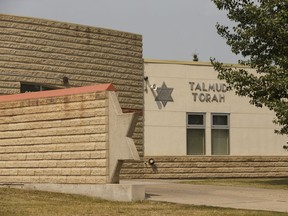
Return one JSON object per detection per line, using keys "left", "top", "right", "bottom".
{"left": 144, "top": 59, "right": 286, "bottom": 157}
{"left": 121, "top": 60, "right": 288, "bottom": 179}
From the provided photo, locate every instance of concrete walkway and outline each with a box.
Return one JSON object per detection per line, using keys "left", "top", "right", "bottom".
{"left": 121, "top": 179, "right": 288, "bottom": 213}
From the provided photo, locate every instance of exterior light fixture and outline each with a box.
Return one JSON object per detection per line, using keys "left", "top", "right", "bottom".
{"left": 148, "top": 158, "right": 155, "bottom": 165}
{"left": 150, "top": 84, "right": 158, "bottom": 91}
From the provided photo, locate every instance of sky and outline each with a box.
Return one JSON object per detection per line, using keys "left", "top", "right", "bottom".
{"left": 0, "top": 0, "right": 240, "bottom": 63}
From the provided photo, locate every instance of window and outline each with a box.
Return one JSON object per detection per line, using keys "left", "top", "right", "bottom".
{"left": 20, "top": 83, "right": 55, "bottom": 93}
{"left": 187, "top": 113, "right": 205, "bottom": 155}
{"left": 211, "top": 113, "right": 229, "bottom": 155}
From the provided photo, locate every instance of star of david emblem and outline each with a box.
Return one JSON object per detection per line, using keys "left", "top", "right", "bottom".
{"left": 155, "top": 82, "right": 174, "bottom": 107}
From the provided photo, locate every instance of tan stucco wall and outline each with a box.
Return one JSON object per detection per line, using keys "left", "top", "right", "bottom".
{"left": 144, "top": 60, "right": 287, "bottom": 156}
{"left": 0, "top": 14, "right": 144, "bottom": 155}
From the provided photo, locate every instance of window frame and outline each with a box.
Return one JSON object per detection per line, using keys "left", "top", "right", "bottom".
{"left": 187, "top": 113, "right": 206, "bottom": 129}
{"left": 211, "top": 113, "right": 230, "bottom": 129}
{"left": 186, "top": 113, "right": 206, "bottom": 155}
{"left": 211, "top": 113, "right": 230, "bottom": 155}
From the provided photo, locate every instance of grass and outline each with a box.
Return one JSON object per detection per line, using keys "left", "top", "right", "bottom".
{"left": 180, "top": 178, "right": 288, "bottom": 190}
{"left": 0, "top": 187, "right": 287, "bottom": 216}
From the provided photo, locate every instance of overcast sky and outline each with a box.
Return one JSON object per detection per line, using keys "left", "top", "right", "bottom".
{"left": 0, "top": 0, "right": 240, "bottom": 63}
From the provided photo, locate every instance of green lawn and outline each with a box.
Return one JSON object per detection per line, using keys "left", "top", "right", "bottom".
{"left": 0, "top": 187, "right": 287, "bottom": 216}
{"left": 180, "top": 178, "right": 288, "bottom": 190}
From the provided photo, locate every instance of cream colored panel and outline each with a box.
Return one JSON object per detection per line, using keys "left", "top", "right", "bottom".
{"left": 231, "top": 113, "right": 277, "bottom": 129}
{"left": 145, "top": 64, "right": 187, "bottom": 78}
{"left": 144, "top": 111, "right": 185, "bottom": 127}
{"left": 145, "top": 126, "right": 186, "bottom": 156}
{"left": 230, "top": 128, "right": 286, "bottom": 155}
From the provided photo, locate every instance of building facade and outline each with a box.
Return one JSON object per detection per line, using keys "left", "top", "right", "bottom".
{"left": 144, "top": 59, "right": 286, "bottom": 157}
{"left": 121, "top": 60, "right": 288, "bottom": 179}
{"left": 0, "top": 14, "right": 144, "bottom": 156}
{"left": 1, "top": 14, "right": 288, "bottom": 180}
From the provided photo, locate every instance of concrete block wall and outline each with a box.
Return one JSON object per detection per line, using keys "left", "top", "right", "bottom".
{"left": 0, "top": 14, "right": 143, "bottom": 97}
{"left": 121, "top": 156, "right": 288, "bottom": 179}
{"left": 0, "top": 84, "right": 139, "bottom": 184}
{"left": 0, "top": 14, "right": 144, "bottom": 156}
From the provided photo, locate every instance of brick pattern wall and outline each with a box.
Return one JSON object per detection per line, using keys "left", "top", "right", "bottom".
{"left": 0, "top": 91, "right": 109, "bottom": 184}
{"left": 0, "top": 14, "right": 144, "bottom": 156}
{"left": 121, "top": 156, "right": 288, "bottom": 179}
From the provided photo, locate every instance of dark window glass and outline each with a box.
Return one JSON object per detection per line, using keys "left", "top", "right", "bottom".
{"left": 20, "top": 83, "right": 54, "bottom": 93}
{"left": 20, "top": 84, "right": 40, "bottom": 93}
{"left": 41, "top": 86, "right": 54, "bottom": 91}
{"left": 213, "top": 115, "right": 228, "bottom": 126}
{"left": 188, "top": 114, "right": 204, "bottom": 125}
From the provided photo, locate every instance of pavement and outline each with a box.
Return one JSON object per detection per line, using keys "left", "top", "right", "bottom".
{"left": 121, "top": 179, "right": 288, "bottom": 213}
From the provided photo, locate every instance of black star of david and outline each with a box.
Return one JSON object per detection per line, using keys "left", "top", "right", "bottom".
{"left": 155, "top": 82, "right": 174, "bottom": 107}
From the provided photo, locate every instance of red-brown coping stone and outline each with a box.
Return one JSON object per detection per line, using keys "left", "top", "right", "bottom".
{"left": 0, "top": 84, "right": 116, "bottom": 103}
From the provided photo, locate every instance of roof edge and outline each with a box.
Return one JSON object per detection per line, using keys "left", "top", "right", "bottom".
{"left": 144, "top": 59, "right": 248, "bottom": 68}
{"left": 0, "top": 13, "right": 142, "bottom": 39}
{"left": 0, "top": 83, "right": 116, "bottom": 103}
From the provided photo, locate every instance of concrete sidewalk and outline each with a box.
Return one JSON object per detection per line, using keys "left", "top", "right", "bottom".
{"left": 121, "top": 179, "right": 288, "bottom": 213}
